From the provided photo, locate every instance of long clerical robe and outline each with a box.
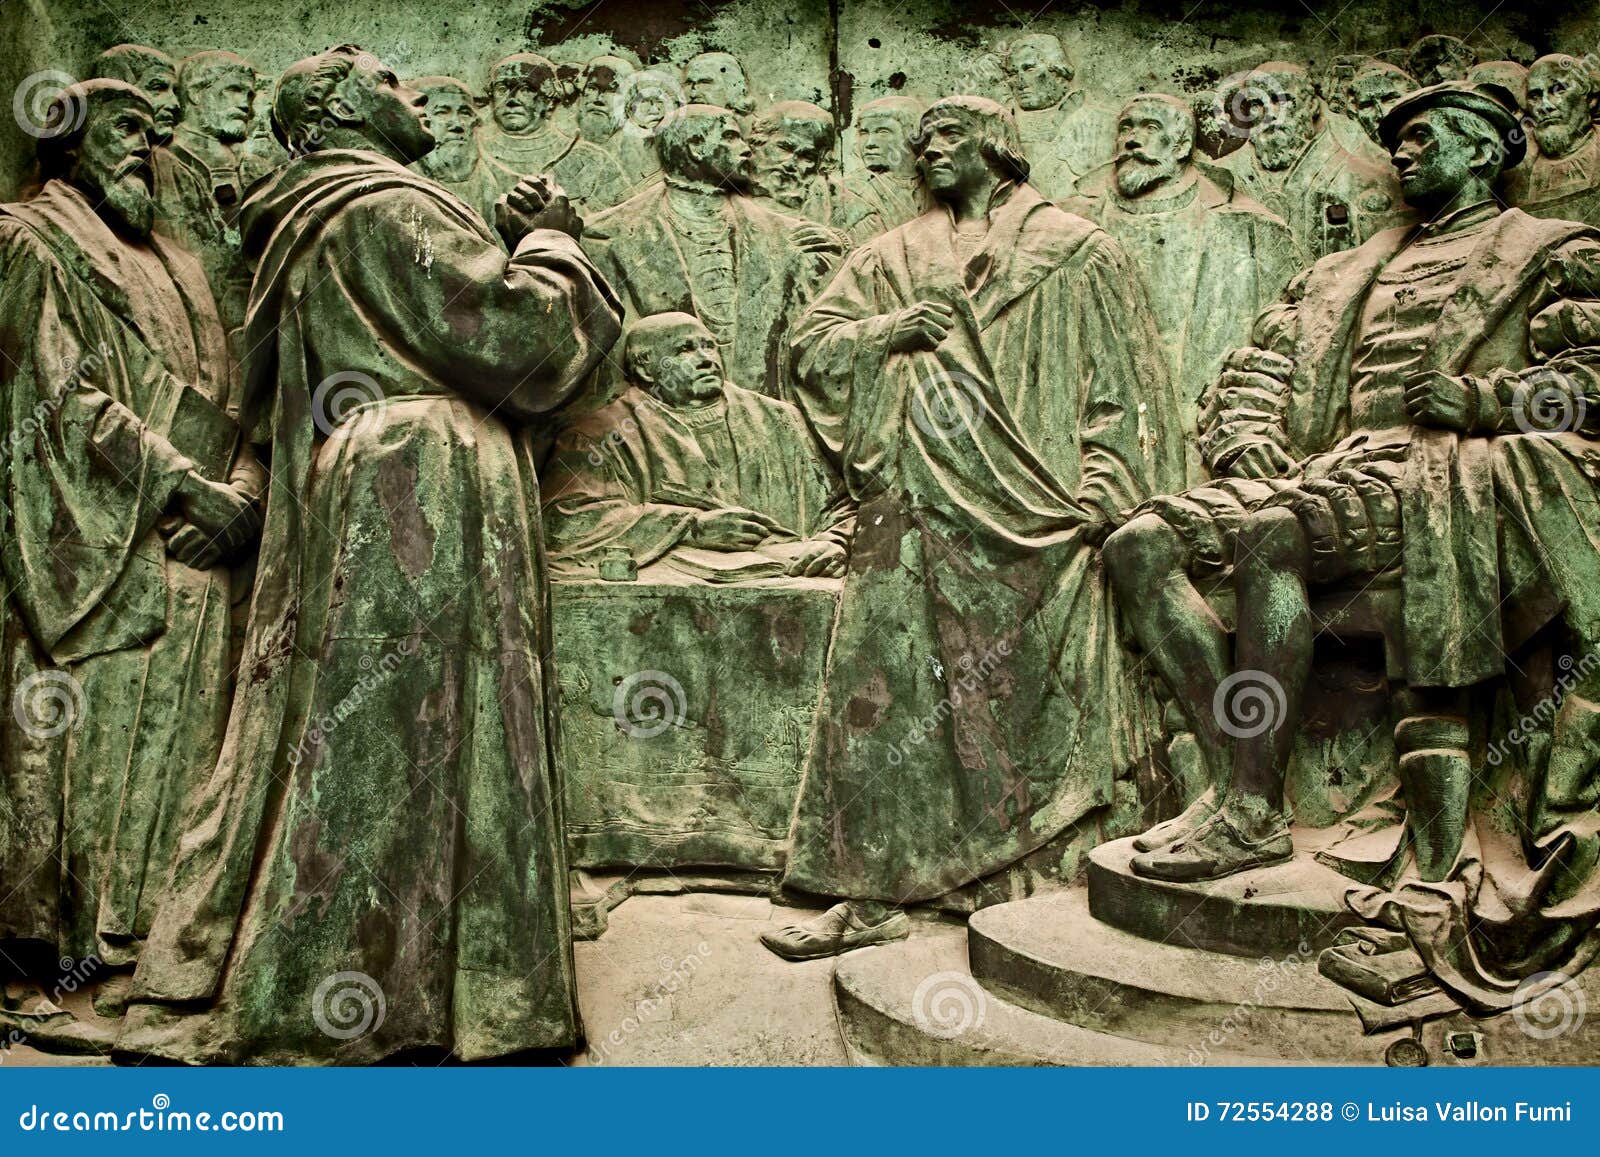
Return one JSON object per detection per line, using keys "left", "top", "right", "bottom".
{"left": 783, "top": 183, "right": 1184, "bottom": 902}
{"left": 0, "top": 180, "right": 239, "bottom": 966}
{"left": 482, "top": 125, "right": 630, "bottom": 213}
{"left": 1065, "top": 165, "right": 1302, "bottom": 480}
{"left": 541, "top": 383, "right": 854, "bottom": 577}
{"left": 1204, "top": 207, "right": 1600, "bottom": 1012}
{"left": 583, "top": 183, "right": 838, "bottom": 404}
{"left": 119, "top": 149, "right": 621, "bottom": 1064}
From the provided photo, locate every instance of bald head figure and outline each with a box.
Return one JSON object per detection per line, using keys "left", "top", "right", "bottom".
{"left": 625, "top": 311, "right": 726, "bottom": 404}
{"left": 654, "top": 103, "right": 753, "bottom": 188}
{"left": 1526, "top": 54, "right": 1599, "bottom": 158}
{"left": 1007, "top": 32, "right": 1073, "bottom": 111}
{"left": 579, "top": 54, "right": 635, "bottom": 140}
{"left": 92, "top": 44, "right": 180, "bottom": 142}
{"left": 1114, "top": 93, "right": 1195, "bottom": 198}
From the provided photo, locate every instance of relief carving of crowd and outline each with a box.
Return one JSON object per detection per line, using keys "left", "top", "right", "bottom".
{"left": 3, "top": 27, "right": 1600, "bottom": 1063}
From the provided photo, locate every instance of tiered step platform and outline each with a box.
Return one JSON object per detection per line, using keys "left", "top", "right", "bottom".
{"left": 836, "top": 833, "right": 1600, "bottom": 1066}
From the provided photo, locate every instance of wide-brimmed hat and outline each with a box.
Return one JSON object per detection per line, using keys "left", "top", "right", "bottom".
{"left": 1378, "top": 80, "right": 1526, "bottom": 169}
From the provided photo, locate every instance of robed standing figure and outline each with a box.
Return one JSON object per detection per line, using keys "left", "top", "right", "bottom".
{"left": 764, "top": 96, "right": 1184, "bottom": 959}
{"left": 119, "top": 47, "right": 622, "bottom": 1064}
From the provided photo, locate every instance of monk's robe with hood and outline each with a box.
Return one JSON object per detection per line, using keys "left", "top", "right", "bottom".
{"left": 783, "top": 181, "right": 1185, "bottom": 903}
{"left": 0, "top": 178, "right": 244, "bottom": 967}
{"left": 119, "top": 148, "right": 621, "bottom": 1064}
{"left": 541, "top": 381, "right": 855, "bottom": 579}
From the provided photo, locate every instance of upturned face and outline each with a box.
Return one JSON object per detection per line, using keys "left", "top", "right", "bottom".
{"left": 137, "top": 63, "right": 181, "bottom": 141}
{"left": 917, "top": 113, "right": 990, "bottom": 200}
{"left": 1114, "top": 103, "right": 1186, "bottom": 197}
{"left": 1390, "top": 108, "right": 1480, "bottom": 208}
{"left": 1008, "top": 44, "right": 1067, "bottom": 111}
{"left": 1245, "top": 78, "right": 1316, "bottom": 171}
{"left": 647, "top": 321, "right": 725, "bottom": 403}
{"left": 753, "top": 122, "right": 826, "bottom": 206}
{"left": 191, "top": 67, "right": 256, "bottom": 143}
{"left": 1526, "top": 59, "right": 1593, "bottom": 157}
{"left": 76, "top": 97, "right": 157, "bottom": 236}
{"left": 1350, "top": 71, "right": 1410, "bottom": 144}
{"left": 347, "top": 61, "right": 433, "bottom": 163}
{"left": 858, "top": 112, "right": 910, "bottom": 173}
{"left": 491, "top": 67, "right": 551, "bottom": 133}
{"left": 683, "top": 57, "right": 742, "bottom": 110}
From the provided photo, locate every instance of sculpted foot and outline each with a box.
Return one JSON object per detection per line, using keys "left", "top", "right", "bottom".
{"left": 759, "top": 902, "right": 909, "bottom": 962}
{"left": 1129, "top": 812, "right": 1292, "bottom": 883}
{"left": 1131, "top": 790, "right": 1219, "bottom": 852}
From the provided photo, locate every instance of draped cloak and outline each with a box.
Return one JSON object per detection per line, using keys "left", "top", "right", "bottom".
{"left": 119, "top": 150, "right": 621, "bottom": 1064}
{"left": 0, "top": 180, "right": 237, "bottom": 966}
{"left": 782, "top": 184, "right": 1184, "bottom": 903}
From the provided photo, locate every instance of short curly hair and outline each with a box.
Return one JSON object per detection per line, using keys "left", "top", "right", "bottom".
{"left": 272, "top": 44, "right": 365, "bottom": 153}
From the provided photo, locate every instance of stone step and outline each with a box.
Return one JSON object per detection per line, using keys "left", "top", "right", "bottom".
{"left": 1088, "top": 833, "right": 1363, "bottom": 958}
{"left": 968, "top": 889, "right": 1375, "bottom": 1063}
{"left": 833, "top": 927, "right": 1266, "bottom": 1066}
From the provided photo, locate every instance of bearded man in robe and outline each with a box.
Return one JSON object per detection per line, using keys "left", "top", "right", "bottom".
{"left": 1504, "top": 55, "right": 1600, "bottom": 227}
{"left": 1220, "top": 61, "right": 1408, "bottom": 260}
{"left": 749, "top": 101, "right": 883, "bottom": 243}
{"left": 412, "top": 75, "right": 502, "bottom": 223}
{"left": 117, "top": 46, "right": 622, "bottom": 1065}
{"left": 575, "top": 54, "right": 661, "bottom": 196}
{"left": 582, "top": 104, "right": 845, "bottom": 404}
{"left": 0, "top": 81, "right": 260, "bottom": 973}
{"left": 1065, "top": 93, "right": 1301, "bottom": 479}
{"left": 763, "top": 96, "right": 1183, "bottom": 960}
{"left": 90, "top": 45, "right": 228, "bottom": 269}
{"left": 543, "top": 312, "right": 853, "bottom": 581}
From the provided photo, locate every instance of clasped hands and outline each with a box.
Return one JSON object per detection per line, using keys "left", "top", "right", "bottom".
{"left": 164, "top": 470, "right": 261, "bottom": 571}
{"left": 686, "top": 506, "right": 845, "bottom": 577}
{"left": 495, "top": 174, "right": 584, "bottom": 248}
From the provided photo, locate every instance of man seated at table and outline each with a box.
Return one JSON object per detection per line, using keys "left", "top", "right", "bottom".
{"left": 543, "top": 312, "right": 853, "bottom": 581}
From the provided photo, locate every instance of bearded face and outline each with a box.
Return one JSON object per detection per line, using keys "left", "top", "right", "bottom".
{"left": 1244, "top": 79, "right": 1318, "bottom": 171}
{"left": 190, "top": 68, "right": 255, "bottom": 144}
{"left": 752, "top": 122, "right": 828, "bottom": 207}
{"left": 1526, "top": 59, "right": 1595, "bottom": 158}
{"left": 1350, "top": 70, "right": 1412, "bottom": 145}
{"left": 1114, "top": 102, "right": 1188, "bottom": 197}
{"left": 417, "top": 86, "right": 479, "bottom": 180}
{"left": 76, "top": 98, "right": 158, "bottom": 237}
